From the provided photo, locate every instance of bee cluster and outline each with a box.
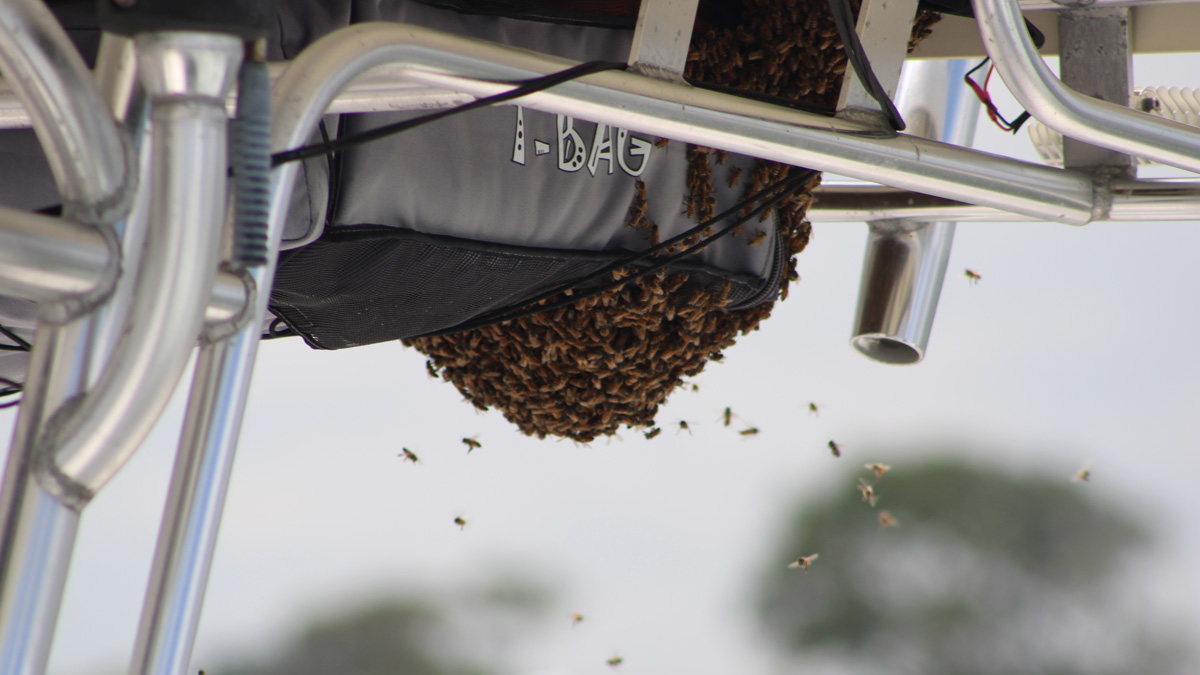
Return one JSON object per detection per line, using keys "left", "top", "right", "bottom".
{"left": 406, "top": 0, "right": 939, "bottom": 441}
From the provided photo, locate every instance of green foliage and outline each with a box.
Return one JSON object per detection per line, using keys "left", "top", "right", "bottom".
{"left": 757, "top": 456, "right": 1186, "bottom": 675}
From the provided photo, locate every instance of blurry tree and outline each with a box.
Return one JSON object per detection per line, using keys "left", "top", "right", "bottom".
{"left": 758, "top": 458, "right": 1191, "bottom": 675}
{"left": 217, "top": 576, "right": 551, "bottom": 675}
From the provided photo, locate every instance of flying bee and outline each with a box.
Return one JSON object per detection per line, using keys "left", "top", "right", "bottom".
{"left": 462, "top": 436, "right": 482, "bottom": 452}
{"left": 739, "top": 427, "right": 760, "bottom": 437}
{"left": 691, "top": 383, "right": 700, "bottom": 393}
{"left": 644, "top": 427, "right": 662, "bottom": 440}
{"left": 963, "top": 269, "right": 981, "bottom": 285}
{"left": 807, "top": 402, "right": 820, "bottom": 416}
{"left": 878, "top": 511, "right": 899, "bottom": 528}
{"left": 453, "top": 516, "right": 467, "bottom": 530}
{"left": 787, "top": 553, "right": 819, "bottom": 572}
{"left": 864, "top": 463, "right": 891, "bottom": 482}
{"left": 400, "top": 448, "right": 420, "bottom": 463}
{"left": 828, "top": 440, "right": 841, "bottom": 457}
{"left": 856, "top": 478, "right": 879, "bottom": 507}
{"left": 1070, "top": 461, "right": 1092, "bottom": 483}
{"left": 607, "top": 655, "right": 624, "bottom": 668}
{"left": 678, "top": 420, "right": 693, "bottom": 434}
{"left": 571, "top": 612, "right": 585, "bottom": 626}
{"left": 746, "top": 230, "right": 767, "bottom": 247}
{"left": 721, "top": 407, "right": 734, "bottom": 427}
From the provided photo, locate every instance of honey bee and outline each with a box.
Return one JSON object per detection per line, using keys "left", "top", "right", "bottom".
{"left": 739, "top": 427, "right": 760, "bottom": 437}
{"left": 856, "top": 478, "right": 879, "bottom": 506}
{"left": 727, "top": 166, "right": 743, "bottom": 188}
{"left": 787, "top": 553, "right": 819, "bottom": 571}
{"left": 828, "top": 440, "right": 841, "bottom": 457}
{"left": 607, "top": 655, "right": 624, "bottom": 668}
{"left": 722, "top": 407, "right": 733, "bottom": 427}
{"left": 655, "top": 137, "right": 670, "bottom": 149}
{"left": 746, "top": 230, "right": 767, "bottom": 247}
{"left": 1070, "top": 461, "right": 1092, "bottom": 483}
{"left": 571, "top": 612, "right": 585, "bottom": 626}
{"left": 644, "top": 427, "right": 662, "bottom": 440}
{"left": 715, "top": 149, "right": 727, "bottom": 165}
{"left": 425, "top": 360, "right": 438, "bottom": 379}
{"left": 462, "top": 436, "right": 482, "bottom": 452}
{"left": 691, "top": 383, "right": 700, "bottom": 393}
{"left": 864, "top": 463, "right": 891, "bottom": 482}
{"left": 963, "top": 269, "right": 982, "bottom": 285}
{"left": 878, "top": 511, "right": 899, "bottom": 528}
{"left": 677, "top": 420, "right": 693, "bottom": 434}
{"left": 400, "top": 448, "right": 420, "bottom": 463}
{"left": 807, "top": 402, "right": 819, "bottom": 416}
{"left": 453, "top": 516, "right": 467, "bottom": 530}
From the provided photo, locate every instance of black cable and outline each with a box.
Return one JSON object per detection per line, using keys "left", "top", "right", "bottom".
{"left": 0, "top": 376, "right": 22, "bottom": 410}
{"left": 270, "top": 60, "right": 629, "bottom": 167}
{"left": 413, "top": 168, "right": 817, "bottom": 338}
{"left": 0, "top": 323, "right": 30, "bottom": 352}
{"left": 827, "top": 0, "right": 906, "bottom": 131}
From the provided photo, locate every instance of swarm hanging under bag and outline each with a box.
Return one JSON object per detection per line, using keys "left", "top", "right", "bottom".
{"left": 404, "top": 0, "right": 941, "bottom": 442}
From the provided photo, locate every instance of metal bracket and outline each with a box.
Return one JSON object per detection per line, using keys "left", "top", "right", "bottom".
{"left": 1058, "top": 6, "right": 1135, "bottom": 178}
{"left": 627, "top": 0, "right": 700, "bottom": 83}
{"left": 835, "top": 0, "right": 920, "bottom": 123}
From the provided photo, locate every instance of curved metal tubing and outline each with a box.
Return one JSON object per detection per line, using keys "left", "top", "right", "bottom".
{"left": 268, "top": 22, "right": 1094, "bottom": 225}
{"left": 812, "top": 179, "right": 1200, "bottom": 221}
{"left": 0, "top": 207, "right": 113, "bottom": 305}
{"left": 974, "top": 0, "right": 1200, "bottom": 175}
{"left": 36, "top": 33, "right": 242, "bottom": 506}
{"left": 0, "top": 0, "right": 132, "bottom": 220}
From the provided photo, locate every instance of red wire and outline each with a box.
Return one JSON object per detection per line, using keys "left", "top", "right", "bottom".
{"left": 964, "top": 63, "right": 1015, "bottom": 132}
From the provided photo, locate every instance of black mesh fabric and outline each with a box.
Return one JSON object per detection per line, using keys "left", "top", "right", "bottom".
{"left": 270, "top": 226, "right": 761, "bottom": 350}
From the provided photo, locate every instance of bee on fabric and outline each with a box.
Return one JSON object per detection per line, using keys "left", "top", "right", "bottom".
{"left": 856, "top": 478, "right": 879, "bottom": 506}
{"left": 787, "top": 553, "right": 819, "bottom": 571}
{"left": 864, "top": 463, "right": 891, "bottom": 482}
{"left": 727, "top": 166, "right": 743, "bottom": 188}
{"left": 655, "top": 137, "right": 670, "bottom": 149}
{"left": 400, "top": 448, "right": 420, "bottom": 463}
{"left": 828, "top": 440, "right": 841, "bottom": 457}
{"left": 1070, "top": 461, "right": 1092, "bottom": 483}
{"left": 453, "top": 516, "right": 467, "bottom": 530}
{"left": 746, "top": 230, "right": 767, "bottom": 247}
{"left": 462, "top": 436, "right": 482, "bottom": 452}
{"left": 963, "top": 269, "right": 981, "bottom": 285}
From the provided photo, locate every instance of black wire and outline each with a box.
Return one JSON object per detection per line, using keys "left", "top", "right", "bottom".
{"left": 270, "top": 60, "right": 629, "bottom": 167}
{"left": 0, "top": 376, "right": 22, "bottom": 409}
{"left": 827, "top": 0, "right": 906, "bottom": 132}
{"left": 0, "top": 323, "right": 30, "bottom": 351}
{"left": 413, "top": 168, "right": 817, "bottom": 339}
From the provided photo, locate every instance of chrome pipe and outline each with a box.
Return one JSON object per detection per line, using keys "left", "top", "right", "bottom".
{"left": 38, "top": 33, "right": 241, "bottom": 506}
{"left": 0, "top": 322, "right": 93, "bottom": 675}
{"left": 811, "top": 179, "right": 1200, "bottom": 221}
{"left": 1019, "top": 0, "right": 1196, "bottom": 9}
{"left": 267, "top": 22, "right": 1094, "bottom": 225}
{"left": 851, "top": 59, "right": 980, "bottom": 365}
{"left": 0, "top": 207, "right": 114, "bottom": 306}
{"left": 974, "top": 0, "right": 1200, "bottom": 175}
{"left": 0, "top": 0, "right": 132, "bottom": 221}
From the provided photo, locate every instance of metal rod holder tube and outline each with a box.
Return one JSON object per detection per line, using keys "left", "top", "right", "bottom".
{"left": 974, "top": 0, "right": 1200, "bottom": 175}
{"left": 851, "top": 59, "right": 980, "bottom": 365}
{"left": 40, "top": 33, "right": 242, "bottom": 505}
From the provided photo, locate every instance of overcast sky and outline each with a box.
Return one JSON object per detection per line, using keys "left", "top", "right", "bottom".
{"left": 1, "top": 51, "right": 1196, "bottom": 675}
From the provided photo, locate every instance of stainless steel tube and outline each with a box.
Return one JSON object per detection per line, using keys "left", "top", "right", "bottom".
{"left": 974, "top": 0, "right": 1200, "bottom": 175}
{"left": 268, "top": 22, "right": 1094, "bottom": 225}
{"left": 0, "top": 207, "right": 114, "bottom": 305}
{"left": 37, "top": 33, "right": 241, "bottom": 505}
{"left": 0, "top": 0, "right": 132, "bottom": 220}
{"left": 1019, "top": 0, "right": 1196, "bottom": 9}
{"left": 851, "top": 59, "right": 981, "bottom": 365}
{"left": 0, "top": 323, "right": 92, "bottom": 675}
{"left": 811, "top": 179, "right": 1200, "bottom": 221}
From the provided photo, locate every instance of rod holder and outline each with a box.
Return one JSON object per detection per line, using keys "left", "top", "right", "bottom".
{"left": 850, "top": 59, "right": 980, "bottom": 365}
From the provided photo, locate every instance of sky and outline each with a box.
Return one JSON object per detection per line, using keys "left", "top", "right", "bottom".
{"left": 0, "top": 50, "right": 1196, "bottom": 675}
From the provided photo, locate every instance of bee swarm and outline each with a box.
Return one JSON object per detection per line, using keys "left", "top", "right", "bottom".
{"left": 405, "top": 0, "right": 938, "bottom": 442}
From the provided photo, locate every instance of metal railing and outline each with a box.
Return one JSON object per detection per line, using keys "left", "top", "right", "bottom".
{"left": 0, "top": 1, "right": 1196, "bottom": 674}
